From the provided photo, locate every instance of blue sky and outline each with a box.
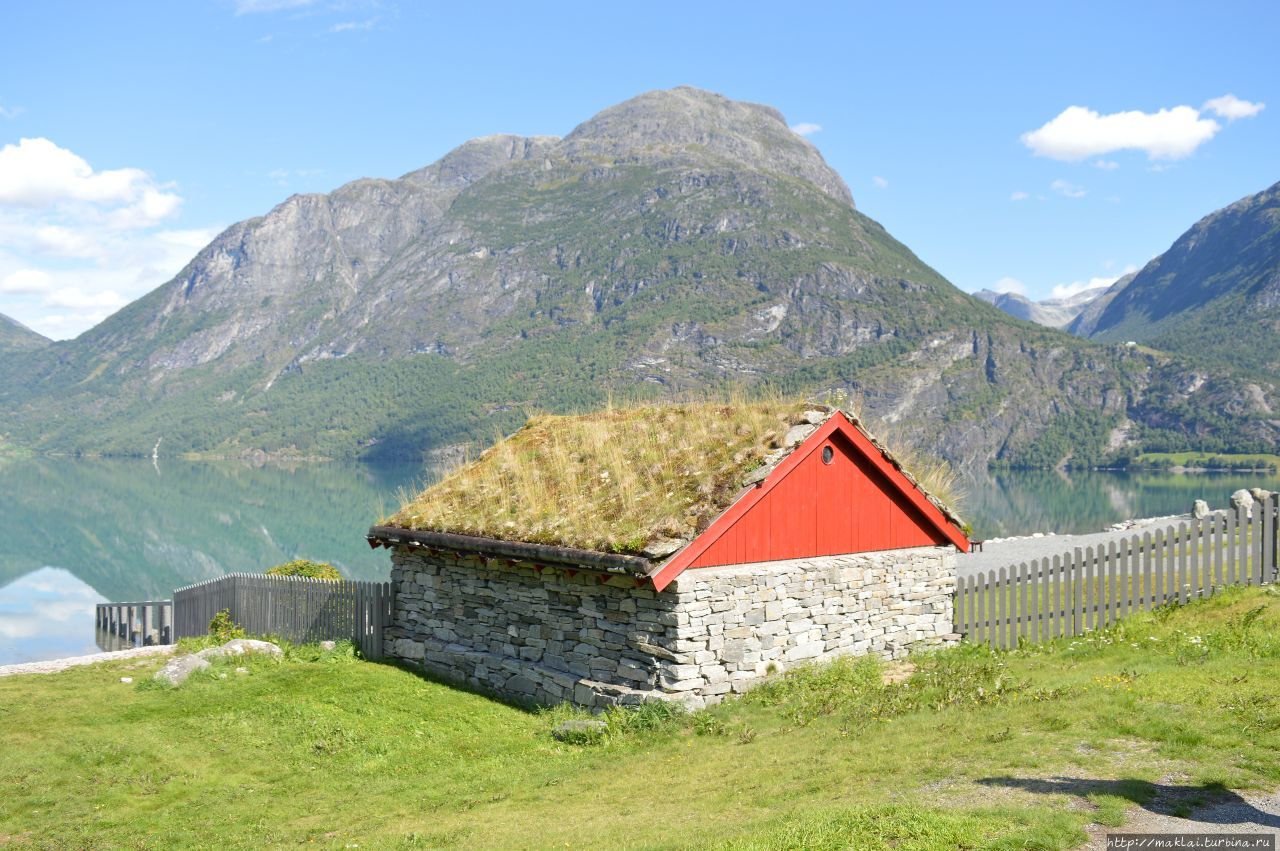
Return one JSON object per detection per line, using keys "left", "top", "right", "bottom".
{"left": 1, "top": 0, "right": 1276, "bottom": 338}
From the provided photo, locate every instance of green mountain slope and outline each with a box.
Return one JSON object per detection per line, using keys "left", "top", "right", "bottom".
{"left": 1071, "top": 181, "right": 1280, "bottom": 380}
{"left": 0, "top": 313, "right": 48, "bottom": 352}
{"left": 0, "top": 88, "right": 1275, "bottom": 466}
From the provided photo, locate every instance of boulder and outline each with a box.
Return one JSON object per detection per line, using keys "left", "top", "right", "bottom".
{"left": 1193, "top": 499, "right": 1211, "bottom": 519}
{"left": 154, "top": 654, "right": 210, "bottom": 686}
{"left": 551, "top": 719, "right": 608, "bottom": 743}
{"left": 196, "top": 638, "right": 283, "bottom": 662}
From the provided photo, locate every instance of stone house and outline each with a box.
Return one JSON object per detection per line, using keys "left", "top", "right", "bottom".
{"left": 369, "top": 402, "right": 969, "bottom": 709}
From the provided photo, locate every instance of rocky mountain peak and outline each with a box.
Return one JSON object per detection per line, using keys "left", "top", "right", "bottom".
{"left": 561, "top": 86, "right": 854, "bottom": 207}
{"left": 402, "top": 134, "right": 560, "bottom": 190}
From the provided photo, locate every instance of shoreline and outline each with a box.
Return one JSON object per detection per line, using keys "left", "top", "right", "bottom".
{"left": 0, "top": 644, "right": 174, "bottom": 678}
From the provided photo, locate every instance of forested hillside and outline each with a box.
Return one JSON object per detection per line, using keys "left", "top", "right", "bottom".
{"left": 1071, "top": 181, "right": 1280, "bottom": 384}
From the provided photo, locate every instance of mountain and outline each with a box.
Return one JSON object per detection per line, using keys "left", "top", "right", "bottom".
{"left": 0, "top": 87, "right": 1275, "bottom": 467}
{"left": 974, "top": 286, "right": 1109, "bottom": 328}
{"left": 0, "top": 313, "right": 48, "bottom": 352}
{"left": 1070, "top": 182, "right": 1280, "bottom": 381}
{"left": 1067, "top": 273, "right": 1137, "bottom": 337}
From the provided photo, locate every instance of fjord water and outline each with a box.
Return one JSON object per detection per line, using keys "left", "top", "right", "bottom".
{"left": 2, "top": 458, "right": 1278, "bottom": 665}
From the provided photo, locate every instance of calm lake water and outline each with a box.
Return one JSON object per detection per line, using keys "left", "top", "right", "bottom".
{"left": 2, "top": 457, "right": 1277, "bottom": 665}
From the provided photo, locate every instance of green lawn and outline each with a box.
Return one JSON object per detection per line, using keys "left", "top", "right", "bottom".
{"left": 1132, "top": 451, "right": 1280, "bottom": 471}
{"left": 2, "top": 589, "right": 1280, "bottom": 849}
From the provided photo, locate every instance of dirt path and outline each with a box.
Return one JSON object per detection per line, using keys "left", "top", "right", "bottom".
{"left": 1086, "top": 787, "right": 1280, "bottom": 847}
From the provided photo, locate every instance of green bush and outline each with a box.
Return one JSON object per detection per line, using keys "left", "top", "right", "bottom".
{"left": 209, "top": 609, "right": 246, "bottom": 642}
{"left": 265, "top": 559, "right": 341, "bottom": 580}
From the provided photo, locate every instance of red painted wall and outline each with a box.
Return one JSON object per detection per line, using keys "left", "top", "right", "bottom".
{"left": 688, "top": 428, "right": 951, "bottom": 569}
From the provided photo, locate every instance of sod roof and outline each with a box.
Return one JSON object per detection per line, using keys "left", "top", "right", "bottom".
{"left": 383, "top": 400, "right": 966, "bottom": 562}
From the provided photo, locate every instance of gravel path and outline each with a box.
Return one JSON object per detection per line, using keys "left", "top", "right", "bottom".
{"left": 1086, "top": 788, "right": 1280, "bottom": 848}
{"left": 0, "top": 645, "right": 174, "bottom": 677}
{"left": 958, "top": 515, "right": 1188, "bottom": 578}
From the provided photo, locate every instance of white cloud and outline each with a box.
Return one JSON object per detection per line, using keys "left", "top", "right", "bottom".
{"left": 1022, "top": 104, "right": 1220, "bottom": 161}
{"left": 1051, "top": 178, "right": 1087, "bottom": 198}
{"left": 330, "top": 17, "right": 377, "bottom": 32}
{"left": 1049, "top": 265, "right": 1137, "bottom": 300}
{"left": 0, "top": 138, "right": 182, "bottom": 219}
{"left": 267, "top": 167, "right": 324, "bottom": 187}
{"left": 993, "top": 277, "right": 1026, "bottom": 295}
{"left": 233, "top": 0, "right": 316, "bottom": 14}
{"left": 29, "top": 225, "right": 102, "bottom": 258}
{"left": 0, "top": 137, "right": 217, "bottom": 339}
{"left": 0, "top": 268, "right": 53, "bottom": 294}
{"left": 1010, "top": 190, "right": 1029, "bottom": 202}
{"left": 1093, "top": 159, "right": 1119, "bottom": 170}
{"left": 1050, "top": 276, "right": 1116, "bottom": 300}
{"left": 790, "top": 122, "right": 822, "bottom": 137}
{"left": 872, "top": 175, "right": 888, "bottom": 189}
{"left": 1203, "top": 94, "right": 1265, "bottom": 121}
{"left": 43, "top": 287, "right": 128, "bottom": 310}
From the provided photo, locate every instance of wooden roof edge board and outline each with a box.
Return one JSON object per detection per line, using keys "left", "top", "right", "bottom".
{"left": 648, "top": 412, "right": 969, "bottom": 592}
{"left": 366, "top": 525, "right": 655, "bottom": 577}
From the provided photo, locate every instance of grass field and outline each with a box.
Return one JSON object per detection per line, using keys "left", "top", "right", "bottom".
{"left": 1131, "top": 452, "right": 1280, "bottom": 471}
{"left": 2, "top": 589, "right": 1280, "bottom": 849}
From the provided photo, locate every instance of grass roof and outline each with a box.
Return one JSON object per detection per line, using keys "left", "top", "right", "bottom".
{"left": 385, "top": 399, "right": 964, "bottom": 558}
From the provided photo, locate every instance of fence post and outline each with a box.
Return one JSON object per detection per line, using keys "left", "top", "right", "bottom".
{"left": 1264, "top": 491, "right": 1274, "bottom": 583}
{"left": 976, "top": 571, "right": 987, "bottom": 647}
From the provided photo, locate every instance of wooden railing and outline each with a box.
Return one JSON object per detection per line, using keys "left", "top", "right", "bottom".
{"left": 96, "top": 600, "right": 173, "bottom": 648}
{"left": 956, "top": 494, "right": 1278, "bottom": 648}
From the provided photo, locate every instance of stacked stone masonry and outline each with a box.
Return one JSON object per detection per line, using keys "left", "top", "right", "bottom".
{"left": 385, "top": 546, "right": 958, "bottom": 710}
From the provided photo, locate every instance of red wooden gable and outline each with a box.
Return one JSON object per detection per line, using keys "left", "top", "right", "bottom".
{"left": 649, "top": 412, "right": 969, "bottom": 591}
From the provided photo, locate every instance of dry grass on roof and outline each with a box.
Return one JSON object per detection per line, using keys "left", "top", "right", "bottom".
{"left": 386, "top": 399, "right": 817, "bottom": 556}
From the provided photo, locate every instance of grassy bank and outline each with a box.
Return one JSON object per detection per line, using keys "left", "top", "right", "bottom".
{"left": 2, "top": 589, "right": 1279, "bottom": 849}
{"left": 1129, "top": 451, "right": 1280, "bottom": 472}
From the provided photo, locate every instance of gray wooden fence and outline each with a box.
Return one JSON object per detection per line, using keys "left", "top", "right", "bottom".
{"left": 172, "top": 573, "right": 393, "bottom": 659}
{"left": 96, "top": 600, "right": 173, "bottom": 648}
{"left": 957, "top": 494, "right": 1279, "bottom": 648}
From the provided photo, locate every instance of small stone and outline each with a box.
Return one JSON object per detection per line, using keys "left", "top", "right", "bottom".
{"left": 1193, "top": 499, "right": 1210, "bottom": 519}
{"left": 783, "top": 424, "right": 817, "bottom": 448}
{"left": 319, "top": 640, "right": 337, "bottom": 651}
{"left": 641, "top": 539, "right": 685, "bottom": 560}
{"left": 742, "top": 465, "right": 770, "bottom": 487}
{"left": 119, "top": 676, "right": 133, "bottom": 684}
{"left": 218, "top": 673, "right": 228, "bottom": 680}
{"left": 802, "top": 409, "right": 826, "bottom": 425}
{"left": 235, "top": 667, "right": 249, "bottom": 675}
{"left": 551, "top": 719, "right": 608, "bottom": 743}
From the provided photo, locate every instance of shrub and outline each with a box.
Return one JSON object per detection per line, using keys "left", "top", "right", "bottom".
{"left": 265, "top": 559, "right": 341, "bottom": 580}
{"left": 209, "top": 609, "right": 246, "bottom": 642}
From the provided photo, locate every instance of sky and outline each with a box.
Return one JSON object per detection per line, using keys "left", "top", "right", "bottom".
{"left": 0, "top": 1, "right": 1276, "bottom": 339}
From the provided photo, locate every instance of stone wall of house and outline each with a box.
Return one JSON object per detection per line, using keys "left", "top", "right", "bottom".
{"left": 385, "top": 545, "right": 957, "bottom": 709}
